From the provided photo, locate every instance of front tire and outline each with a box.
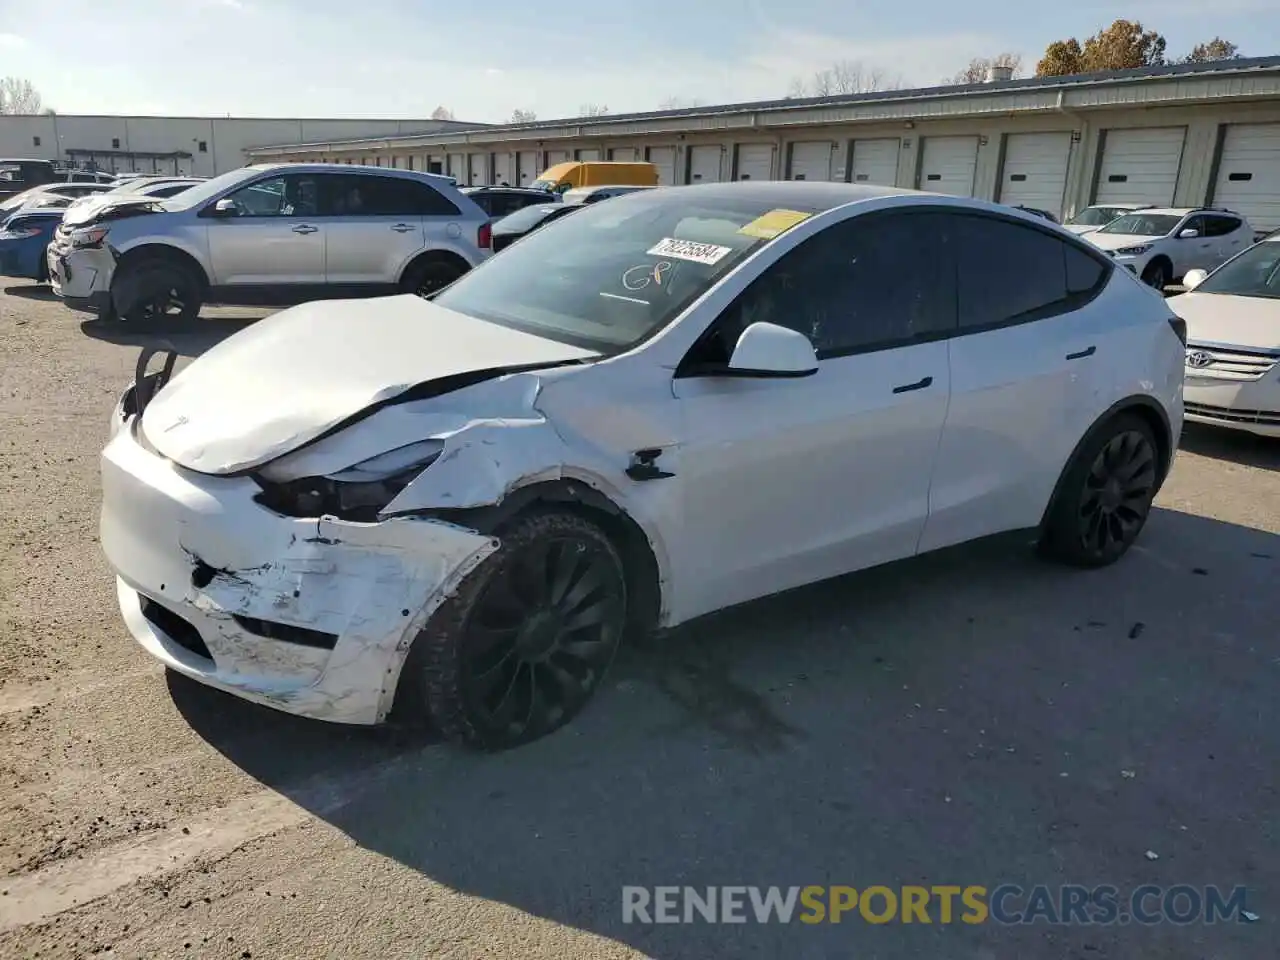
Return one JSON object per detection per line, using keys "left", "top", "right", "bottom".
{"left": 112, "top": 258, "right": 202, "bottom": 325}
{"left": 1039, "top": 413, "right": 1161, "bottom": 568}
{"left": 401, "top": 510, "right": 628, "bottom": 750}
{"left": 1140, "top": 259, "right": 1169, "bottom": 291}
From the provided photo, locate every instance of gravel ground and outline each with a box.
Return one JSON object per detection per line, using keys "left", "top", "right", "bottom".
{"left": 1, "top": 282, "right": 1278, "bottom": 960}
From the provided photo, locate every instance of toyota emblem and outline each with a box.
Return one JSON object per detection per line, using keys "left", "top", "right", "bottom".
{"left": 1186, "top": 350, "right": 1214, "bottom": 368}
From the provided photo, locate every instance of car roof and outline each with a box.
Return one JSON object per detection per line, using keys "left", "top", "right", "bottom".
{"left": 643, "top": 181, "right": 920, "bottom": 212}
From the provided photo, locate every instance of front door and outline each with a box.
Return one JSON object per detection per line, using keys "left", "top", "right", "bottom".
{"left": 205, "top": 172, "right": 325, "bottom": 286}
{"left": 670, "top": 211, "right": 956, "bottom": 620}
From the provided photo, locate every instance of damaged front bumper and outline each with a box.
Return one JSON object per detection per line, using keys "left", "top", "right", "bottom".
{"left": 100, "top": 420, "right": 499, "bottom": 724}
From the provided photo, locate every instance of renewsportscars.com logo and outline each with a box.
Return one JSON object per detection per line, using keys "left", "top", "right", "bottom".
{"left": 621, "top": 885, "right": 1255, "bottom": 926}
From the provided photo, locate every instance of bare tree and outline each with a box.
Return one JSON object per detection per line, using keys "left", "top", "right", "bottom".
{"left": 0, "top": 77, "right": 43, "bottom": 115}
{"left": 658, "top": 96, "right": 705, "bottom": 110}
{"left": 949, "top": 52, "right": 1024, "bottom": 84}
{"left": 787, "top": 60, "right": 903, "bottom": 97}
{"left": 430, "top": 105, "right": 455, "bottom": 121}
{"left": 579, "top": 103, "right": 609, "bottom": 117}
{"left": 509, "top": 108, "right": 537, "bottom": 123}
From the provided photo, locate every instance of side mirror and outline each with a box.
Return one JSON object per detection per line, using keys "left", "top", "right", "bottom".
{"left": 1178, "top": 228, "right": 1200, "bottom": 239}
{"left": 1182, "top": 268, "right": 1208, "bottom": 290}
{"left": 209, "top": 197, "right": 238, "bottom": 217}
{"left": 726, "top": 322, "right": 819, "bottom": 377}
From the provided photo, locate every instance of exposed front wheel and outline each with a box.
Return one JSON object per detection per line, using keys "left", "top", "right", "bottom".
{"left": 1140, "top": 259, "right": 1169, "bottom": 291}
{"left": 1039, "top": 413, "right": 1161, "bottom": 568}
{"left": 112, "top": 260, "right": 202, "bottom": 325}
{"left": 400, "top": 510, "right": 628, "bottom": 750}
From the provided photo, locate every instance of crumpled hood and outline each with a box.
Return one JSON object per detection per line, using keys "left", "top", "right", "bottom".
{"left": 1170, "top": 291, "right": 1280, "bottom": 352}
{"left": 1085, "top": 232, "right": 1162, "bottom": 252}
{"left": 62, "top": 195, "right": 162, "bottom": 227}
{"left": 140, "top": 294, "right": 599, "bottom": 475}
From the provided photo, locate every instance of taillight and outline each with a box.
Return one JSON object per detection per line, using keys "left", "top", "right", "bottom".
{"left": 478, "top": 222, "right": 492, "bottom": 249}
{"left": 1167, "top": 315, "right": 1187, "bottom": 346}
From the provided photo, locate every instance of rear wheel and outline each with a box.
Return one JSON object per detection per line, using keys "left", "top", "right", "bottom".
{"left": 112, "top": 258, "right": 202, "bottom": 325}
{"left": 401, "top": 510, "right": 628, "bottom": 750}
{"left": 400, "top": 256, "right": 467, "bottom": 299}
{"left": 1039, "top": 413, "right": 1161, "bottom": 568}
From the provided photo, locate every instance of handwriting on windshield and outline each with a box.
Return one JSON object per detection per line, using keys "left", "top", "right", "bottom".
{"left": 622, "top": 260, "right": 673, "bottom": 291}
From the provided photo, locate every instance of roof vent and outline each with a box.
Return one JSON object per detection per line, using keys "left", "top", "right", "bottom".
{"left": 987, "top": 64, "right": 1014, "bottom": 82}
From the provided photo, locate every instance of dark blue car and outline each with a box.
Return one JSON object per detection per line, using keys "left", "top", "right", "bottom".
{"left": 0, "top": 207, "right": 63, "bottom": 281}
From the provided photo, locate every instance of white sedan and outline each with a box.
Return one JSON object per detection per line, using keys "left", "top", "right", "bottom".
{"left": 1174, "top": 233, "right": 1280, "bottom": 437}
{"left": 99, "top": 182, "right": 1185, "bottom": 749}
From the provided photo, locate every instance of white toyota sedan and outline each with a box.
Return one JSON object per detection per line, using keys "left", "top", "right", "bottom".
{"left": 1174, "top": 232, "right": 1280, "bottom": 437}
{"left": 100, "top": 182, "right": 1186, "bottom": 750}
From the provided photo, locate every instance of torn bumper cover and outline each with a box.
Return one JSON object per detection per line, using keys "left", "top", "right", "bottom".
{"left": 100, "top": 423, "right": 498, "bottom": 724}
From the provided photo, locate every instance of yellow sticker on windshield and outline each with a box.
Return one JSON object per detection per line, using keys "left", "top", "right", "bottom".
{"left": 738, "top": 208, "right": 812, "bottom": 240}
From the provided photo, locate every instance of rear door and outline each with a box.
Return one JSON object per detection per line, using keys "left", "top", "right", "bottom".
{"left": 320, "top": 173, "right": 451, "bottom": 285}
{"left": 1202, "top": 213, "right": 1249, "bottom": 265}
{"left": 204, "top": 172, "right": 325, "bottom": 286}
{"left": 920, "top": 212, "right": 1113, "bottom": 551}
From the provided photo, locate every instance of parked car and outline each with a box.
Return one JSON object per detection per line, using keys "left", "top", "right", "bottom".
{"left": 0, "top": 182, "right": 114, "bottom": 217}
{"left": 64, "top": 177, "right": 205, "bottom": 217}
{"left": 99, "top": 181, "right": 1184, "bottom": 749}
{"left": 1062, "top": 203, "right": 1150, "bottom": 236}
{"left": 48, "top": 164, "right": 492, "bottom": 322}
{"left": 1084, "top": 207, "right": 1255, "bottom": 289}
{"left": 461, "top": 185, "right": 559, "bottom": 220}
{"left": 0, "top": 159, "right": 58, "bottom": 201}
{"left": 1171, "top": 231, "right": 1280, "bottom": 437}
{"left": 530, "top": 161, "right": 659, "bottom": 194}
{"left": 0, "top": 207, "right": 64, "bottom": 281}
{"left": 490, "top": 201, "right": 584, "bottom": 251}
{"left": 1012, "top": 205, "right": 1059, "bottom": 224}
{"left": 561, "top": 185, "right": 657, "bottom": 204}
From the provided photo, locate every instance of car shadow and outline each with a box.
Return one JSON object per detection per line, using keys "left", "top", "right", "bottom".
{"left": 171, "top": 508, "right": 1280, "bottom": 959}
{"left": 4, "top": 283, "right": 57, "bottom": 301}
{"left": 79, "top": 315, "right": 259, "bottom": 358}
{"left": 1180, "top": 422, "right": 1280, "bottom": 472}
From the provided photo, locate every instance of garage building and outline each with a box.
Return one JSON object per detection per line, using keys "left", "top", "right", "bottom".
{"left": 248, "top": 56, "right": 1280, "bottom": 231}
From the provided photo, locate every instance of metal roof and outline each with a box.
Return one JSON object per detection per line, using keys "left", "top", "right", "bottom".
{"left": 249, "top": 55, "right": 1280, "bottom": 154}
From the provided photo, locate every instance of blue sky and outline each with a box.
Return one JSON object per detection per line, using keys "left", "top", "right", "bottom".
{"left": 1, "top": 0, "right": 1277, "bottom": 122}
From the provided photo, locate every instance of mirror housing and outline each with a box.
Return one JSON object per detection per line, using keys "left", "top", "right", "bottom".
{"left": 726, "top": 322, "right": 819, "bottom": 377}
{"left": 208, "top": 197, "right": 238, "bottom": 218}
{"left": 1178, "top": 227, "right": 1200, "bottom": 239}
{"left": 1182, "top": 268, "right": 1208, "bottom": 290}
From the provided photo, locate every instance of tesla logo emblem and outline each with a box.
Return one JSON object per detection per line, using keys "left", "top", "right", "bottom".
{"left": 1186, "top": 350, "right": 1215, "bottom": 368}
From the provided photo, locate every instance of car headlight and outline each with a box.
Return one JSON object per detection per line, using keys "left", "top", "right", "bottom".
{"left": 69, "top": 226, "right": 109, "bottom": 249}
{"left": 1115, "top": 244, "right": 1151, "bottom": 256}
{"left": 252, "top": 439, "right": 445, "bottom": 521}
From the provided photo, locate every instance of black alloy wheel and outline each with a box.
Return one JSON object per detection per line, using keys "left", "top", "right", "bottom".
{"left": 403, "top": 511, "right": 628, "bottom": 750}
{"left": 1141, "top": 259, "right": 1169, "bottom": 291}
{"left": 402, "top": 259, "right": 465, "bottom": 299}
{"left": 113, "top": 261, "right": 201, "bottom": 325}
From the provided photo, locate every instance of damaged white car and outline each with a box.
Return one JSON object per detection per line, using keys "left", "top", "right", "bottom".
{"left": 100, "top": 182, "right": 1185, "bottom": 749}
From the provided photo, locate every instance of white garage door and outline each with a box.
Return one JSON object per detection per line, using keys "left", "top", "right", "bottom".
{"left": 517, "top": 151, "right": 538, "bottom": 184}
{"left": 492, "top": 152, "right": 512, "bottom": 186}
{"left": 610, "top": 147, "right": 640, "bottom": 162}
{"left": 999, "top": 131, "right": 1073, "bottom": 217}
{"left": 468, "top": 154, "right": 490, "bottom": 185}
{"left": 576, "top": 148, "right": 602, "bottom": 162}
{"left": 735, "top": 143, "right": 774, "bottom": 181}
{"left": 688, "top": 145, "right": 723, "bottom": 183}
{"left": 789, "top": 141, "right": 832, "bottom": 181}
{"left": 1212, "top": 123, "right": 1280, "bottom": 233}
{"left": 1095, "top": 127, "right": 1185, "bottom": 206}
{"left": 849, "top": 138, "right": 899, "bottom": 186}
{"left": 647, "top": 146, "right": 677, "bottom": 185}
{"left": 545, "top": 149, "right": 571, "bottom": 167}
{"left": 447, "top": 153, "right": 466, "bottom": 180}
{"left": 919, "top": 136, "right": 979, "bottom": 196}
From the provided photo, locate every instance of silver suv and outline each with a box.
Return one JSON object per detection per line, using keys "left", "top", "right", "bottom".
{"left": 47, "top": 164, "right": 493, "bottom": 323}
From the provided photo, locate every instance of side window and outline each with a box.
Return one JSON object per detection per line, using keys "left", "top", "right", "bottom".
{"left": 223, "top": 175, "right": 319, "bottom": 217}
{"left": 324, "top": 175, "right": 461, "bottom": 217}
{"left": 952, "top": 214, "right": 1082, "bottom": 330}
{"left": 701, "top": 212, "right": 957, "bottom": 362}
{"left": 1179, "top": 215, "right": 1206, "bottom": 237}
{"left": 1202, "top": 214, "right": 1241, "bottom": 237}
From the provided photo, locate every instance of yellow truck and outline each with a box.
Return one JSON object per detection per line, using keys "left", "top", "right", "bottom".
{"left": 530, "top": 161, "right": 659, "bottom": 194}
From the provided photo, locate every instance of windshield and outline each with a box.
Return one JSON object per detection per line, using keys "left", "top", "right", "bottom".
{"left": 433, "top": 190, "right": 808, "bottom": 351}
{"left": 0, "top": 188, "right": 41, "bottom": 213}
{"left": 1098, "top": 213, "right": 1181, "bottom": 236}
{"left": 157, "top": 167, "right": 260, "bottom": 211}
{"left": 1196, "top": 240, "right": 1280, "bottom": 299}
{"left": 529, "top": 179, "right": 568, "bottom": 193}
{"left": 1067, "top": 206, "right": 1130, "bottom": 226}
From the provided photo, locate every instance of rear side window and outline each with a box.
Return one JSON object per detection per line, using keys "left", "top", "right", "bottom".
{"left": 323, "top": 174, "right": 461, "bottom": 217}
{"left": 1202, "top": 214, "right": 1242, "bottom": 237}
{"left": 487, "top": 192, "right": 536, "bottom": 218}
{"left": 952, "top": 214, "right": 1109, "bottom": 331}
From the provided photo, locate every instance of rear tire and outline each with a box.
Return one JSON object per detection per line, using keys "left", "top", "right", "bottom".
{"left": 1039, "top": 413, "right": 1161, "bottom": 568}
{"left": 111, "top": 258, "right": 202, "bottom": 325}
{"left": 399, "top": 256, "right": 467, "bottom": 299}
{"left": 397, "top": 510, "right": 628, "bottom": 750}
